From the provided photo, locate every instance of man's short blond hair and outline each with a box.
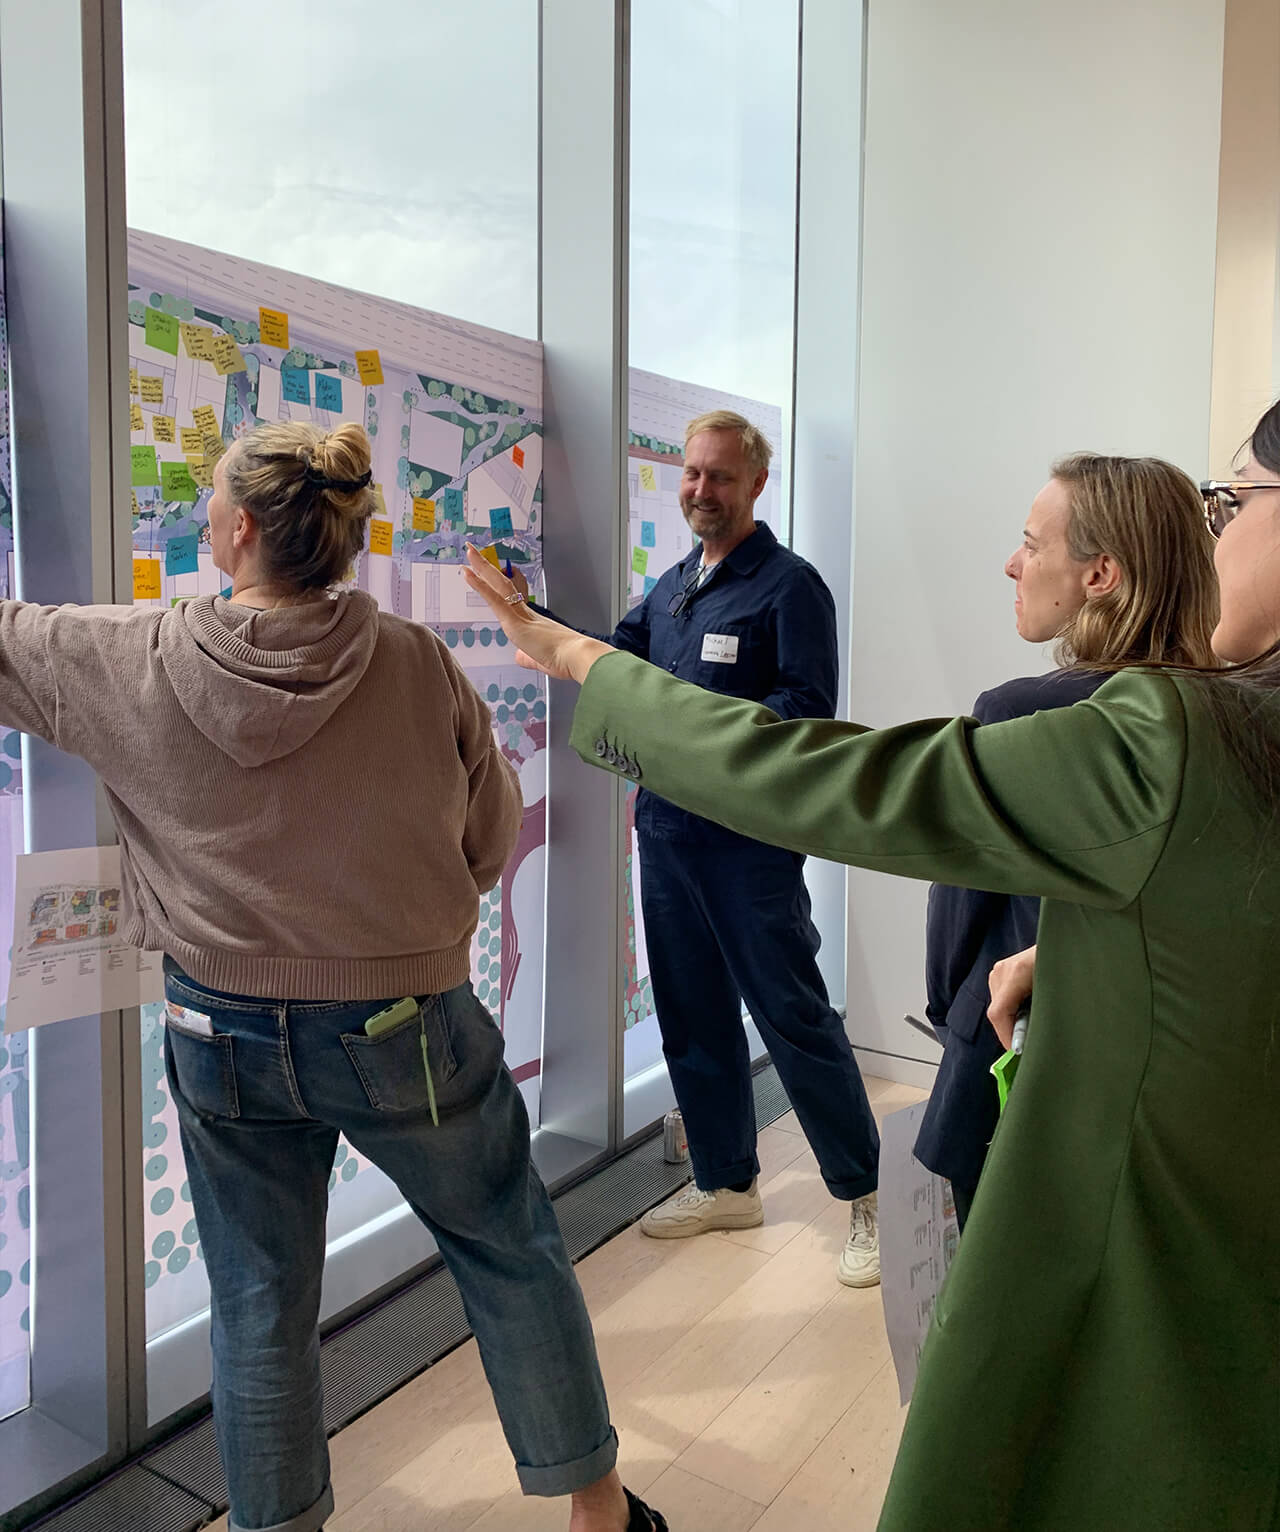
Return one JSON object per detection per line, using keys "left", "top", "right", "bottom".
{"left": 684, "top": 410, "right": 774, "bottom": 476}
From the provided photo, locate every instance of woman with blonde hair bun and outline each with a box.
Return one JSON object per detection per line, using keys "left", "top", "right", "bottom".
{"left": 0, "top": 420, "right": 659, "bottom": 1532}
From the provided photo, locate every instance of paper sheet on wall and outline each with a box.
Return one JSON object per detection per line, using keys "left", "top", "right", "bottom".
{"left": 5, "top": 845, "right": 163, "bottom": 1032}
{"left": 878, "top": 1101, "right": 960, "bottom": 1405}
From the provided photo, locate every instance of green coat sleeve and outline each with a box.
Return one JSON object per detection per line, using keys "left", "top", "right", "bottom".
{"left": 570, "top": 652, "right": 1188, "bottom": 907}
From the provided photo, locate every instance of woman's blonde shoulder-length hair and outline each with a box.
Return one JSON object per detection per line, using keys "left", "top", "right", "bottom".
{"left": 1050, "top": 452, "right": 1220, "bottom": 671}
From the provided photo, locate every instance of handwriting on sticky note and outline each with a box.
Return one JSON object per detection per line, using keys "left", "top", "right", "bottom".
{"left": 639, "top": 463, "right": 657, "bottom": 493}
{"left": 165, "top": 534, "right": 199, "bottom": 576}
{"left": 281, "top": 366, "right": 311, "bottom": 405}
{"left": 641, "top": 520, "right": 656, "bottom": 547}
{"left": 131, "top": 445, "right": 160, "bottom": 487}
{"left": 186, "top": 457, "right": 214, "bottom": 489}
{"left": 512, "top": 444, "right": 525, "bottom": 470}
{"left": 129, "top": 367, "right": 140, "bottom": 395}
{"left": 145, "top": 307, "right": 180, "bottom": 356}
{"left": 131, "top": 489, "right": 139, "bottom": 516}
{"left": 192, "top": 404, "right": 219, "bottom": 435}
{"left": 180, "top": 323, "right": 215, "bottom": 361}
{"left": 489, "top": 505, "right": 513, "bottom": 538}
{"left": 631, "top": 547, "right": 649, "bottom": 576}
{"left": 413, "top": 498, "right": 436, "bottom": 533}
{"left": 258, "top": 307, "right": 289, "bottom": 349}
{"left": 201, "top": 431, "right": 225, "bottom": 461}
{"left": 443, "top": 487, "right": 463, "bottom": 522}
{"left": 371, "top": 483, "right": 387, "bottom": 516}
{"left": 139, "top": 375, "right": 164, "bottom": 404}
{"left": 480, "top": 545, "right": 501, "bottom": 569}
{"left": 130, "top": 403, "right": 144, "bottom": 433}
{"left": 369, "top": 519, "right": 393, "bottom": 556}
{"left": 211, "top": 335, "right": 246, "bottom": 375}
{"left": 132, "top": 558, "right": 162, "bottom": 600}
{"left": 180, "top": 427, "right": 203, "bottom": 453}
{"left": 160, "top": 460, "right": 199, "bottom": 503}
{"left": 315, "top": 373, "right": 343, "bottom": 413}
{"left": 152, "top": 414, "right": 176, "bottom": 444}
{"left": 355, "top": 349, "right": 384, "bottom": 386}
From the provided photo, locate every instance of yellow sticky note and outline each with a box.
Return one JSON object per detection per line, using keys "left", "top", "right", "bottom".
{"left": 639, "top": 463, "right": 657, "bottom": 493}
{"left": 180, "top": 427, "right": 203, "bottom": 453}
{"left": 139, "top": 375, "right": 164, "bottom": 404}
{"left": 355, "top": 349, "right": 384, "bottom": 386}
{"left": 412, "top": 497, "right": 436, "bottom": 533}
{"left": 180, "top": 323, "right": 215, "bottom": 361}
{"left": 129, "top": 367, "right": 140, "bottom": 395}
{"left": 372, "top": 482, "right": 387, "bottom": 516}
{"left": 131, "top": 489, "right": 139, "bottom": 516}
{"left": 369, "top": 518, "right": 393, "bottom": 556}
{"left": 258, "top": 307, "right": 290, "bottom": 349}
{"left": 480, "top": 545, "right": 501, "bottom": 569}
{"left": 211, "top": 335, "right": 246, "bottom": 375}
{"left": 132, "top": 558, "right": 161, "bottom": 600}
{"left": 192, "top": 404, "right": 219, "bottom": 435}
{"left": 152, "top": 414, "right": 176, "bottom": 443}
{"left": 201, "top": 430, "right": 225, "bottom": 461}
{"left": 186, "top": 456, "right": 214, "bottom": 489}
{"left": 130, "top": 403, "right": 144, "bottom": 433}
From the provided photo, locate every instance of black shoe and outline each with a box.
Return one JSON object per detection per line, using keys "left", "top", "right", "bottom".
{"left": 624, "top": 1486, "right": 669, "bottom": 1530}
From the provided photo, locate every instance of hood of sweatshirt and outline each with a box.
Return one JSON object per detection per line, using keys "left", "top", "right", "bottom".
{"left": 157, "top": 590, "right": 380, "bottom": 767}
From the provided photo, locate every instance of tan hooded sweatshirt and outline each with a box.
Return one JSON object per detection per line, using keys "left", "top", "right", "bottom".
{"left": 0, "top": 589, "right": 522, "bottom": 999}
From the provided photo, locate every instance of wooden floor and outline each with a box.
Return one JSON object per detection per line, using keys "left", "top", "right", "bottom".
{"left": 210, "top": 1076, "right": 926, "bottom": 1532}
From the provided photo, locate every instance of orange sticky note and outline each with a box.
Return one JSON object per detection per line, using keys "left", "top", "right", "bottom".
{"left": 369, "top": 518, "right": 393, "bottom": 556}
{"left": 412, "top": 497, "right": 436, "bottom": 533}
{"left": 258, "top": 307, "right": 289, "bottom": 349}
{"left": 132, "top": 558, "right": 161, "bottom": 600}
{"left": 479, "top": 545, "right": 501, "bottom": 569}
{"left": 512, "top": 444, "right": 525, "bottom": 470}
{"left": 355, "top": 349, "right": 384, "bottom": 386}
{"left": 152, "top": 414, "right": 176, "bottom": 444}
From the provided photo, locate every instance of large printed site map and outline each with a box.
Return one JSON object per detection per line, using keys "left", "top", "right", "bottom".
{"left": 128, "top": 233, "right": 548, "bottom": 1340}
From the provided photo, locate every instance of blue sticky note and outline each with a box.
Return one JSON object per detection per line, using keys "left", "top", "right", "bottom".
{"left": 444, "top": 487, "right": 463, "bottom": 522}
{"left": 489, "top": 505, "right": 513, "bottom": 537}
{"left": 641, "top": 520, "right": 656, "bottom": 547}
{"left": 165, "top": 533, "right": 199, "bottom": 576}
{"left": 315, "top": 373, "right": 342, "bottom": 413}
{"left": 282, "top": 367, "right": 311, "bottom": 405}
{"left": 644, "top": 575, "right": 658, "bottom": 595}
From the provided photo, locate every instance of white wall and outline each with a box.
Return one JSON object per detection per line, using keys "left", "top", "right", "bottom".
{"left": 847, "top": 0, "right": 1226, "bottom": 1075}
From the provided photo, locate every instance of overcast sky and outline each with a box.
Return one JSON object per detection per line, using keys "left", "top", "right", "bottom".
{"left": 122, "top": 0, "right": 799, "bottom": 411}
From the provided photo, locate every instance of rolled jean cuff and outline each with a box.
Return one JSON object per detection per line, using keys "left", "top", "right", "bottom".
{"left": 516, "top": 1426, "right": 619, "bottom": 1497}
{"left": 827, "top": 1170, "right": 878, "bottom": 1201}
{"left": 229, "top": 1482, "right": 334, "bottom": 1532}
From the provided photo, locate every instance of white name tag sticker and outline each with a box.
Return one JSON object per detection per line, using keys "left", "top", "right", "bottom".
{"left": 701, "top": 633, "right": 739, "bottom": 664}
{"left": 165, "top": 998, "right": 213, "bottom": 1036}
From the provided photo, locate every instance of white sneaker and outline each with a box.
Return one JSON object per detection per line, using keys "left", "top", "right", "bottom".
{"left": 639, "top": 1179, "right": 764, "bottom": 1239}
{"left": 837, "top": 1192, "right": 880, "bottom": 1287}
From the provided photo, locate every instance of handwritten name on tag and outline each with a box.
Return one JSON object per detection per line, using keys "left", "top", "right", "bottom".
{"left": 701, "top": 633, "right": 739, "bottom": 664}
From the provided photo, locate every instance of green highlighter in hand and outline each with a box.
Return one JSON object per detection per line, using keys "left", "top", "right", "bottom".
{"left": 990, "top": 1002, "right": 1031, "bottom": 1117}
{"left": 364, "top": 997, "right": 440, "bottom": 1125}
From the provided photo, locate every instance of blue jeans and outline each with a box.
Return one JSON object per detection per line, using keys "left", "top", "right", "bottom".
{"left": 163, "top": 964, "right": 616, "bottom": 1532}
{"left": 639, "top": 834, "right": 879, "bottom": 1199}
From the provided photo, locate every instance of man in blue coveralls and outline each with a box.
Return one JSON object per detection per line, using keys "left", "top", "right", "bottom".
{"left": 515, "top": 410, "right": 880, "bottom": 1286}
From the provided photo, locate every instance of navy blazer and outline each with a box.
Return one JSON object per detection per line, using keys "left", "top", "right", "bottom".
{"left": 913, "top": 669, "right": 1108, "bottom": 1194}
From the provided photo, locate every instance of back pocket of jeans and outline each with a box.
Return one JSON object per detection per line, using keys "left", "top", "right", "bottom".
{"left": 164, "top": 1022, "right": 240, "bottom": 1120}
{"left": 340, "top": 998, "right": 459, "bottom": 1113}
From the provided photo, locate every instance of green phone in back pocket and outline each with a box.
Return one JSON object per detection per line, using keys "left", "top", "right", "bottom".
{"left": 364, "top": 997, "right": 439, "bottom": 1125}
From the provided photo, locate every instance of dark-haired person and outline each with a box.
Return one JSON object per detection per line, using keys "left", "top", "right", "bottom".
{"left": 463, "top": 398, "right": 1280, "bottom": 1530}
{"left": 0, "top": 421, "right": 662, "bottom": 1532}
{"left": 916, "top": 454, "right": 1218, "bottom": 1229}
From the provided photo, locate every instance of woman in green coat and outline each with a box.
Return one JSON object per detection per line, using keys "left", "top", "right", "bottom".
{"left": 464, "top": 401, "right": 1280, "bottom": 1531}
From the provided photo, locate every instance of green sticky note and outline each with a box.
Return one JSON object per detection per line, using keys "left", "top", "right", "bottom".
{"left": 145, "top": 306, "right": 180, "bottom": 356}
{"left": 130, "top": 444, "right": 160, "bottom": 486}
{"left": 160, "top": 460, "right": 199, "bottom": 502}
{"left": 990, "top": 1049, "right": 1020, "bottom": 1115}
{"left": 631, "top": 546, "right": 649, "bottom": 576}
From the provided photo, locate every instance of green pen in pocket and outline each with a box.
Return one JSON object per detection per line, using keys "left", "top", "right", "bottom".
{"left": 364, "top": 997, "right": 439, "bottom": 1125}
